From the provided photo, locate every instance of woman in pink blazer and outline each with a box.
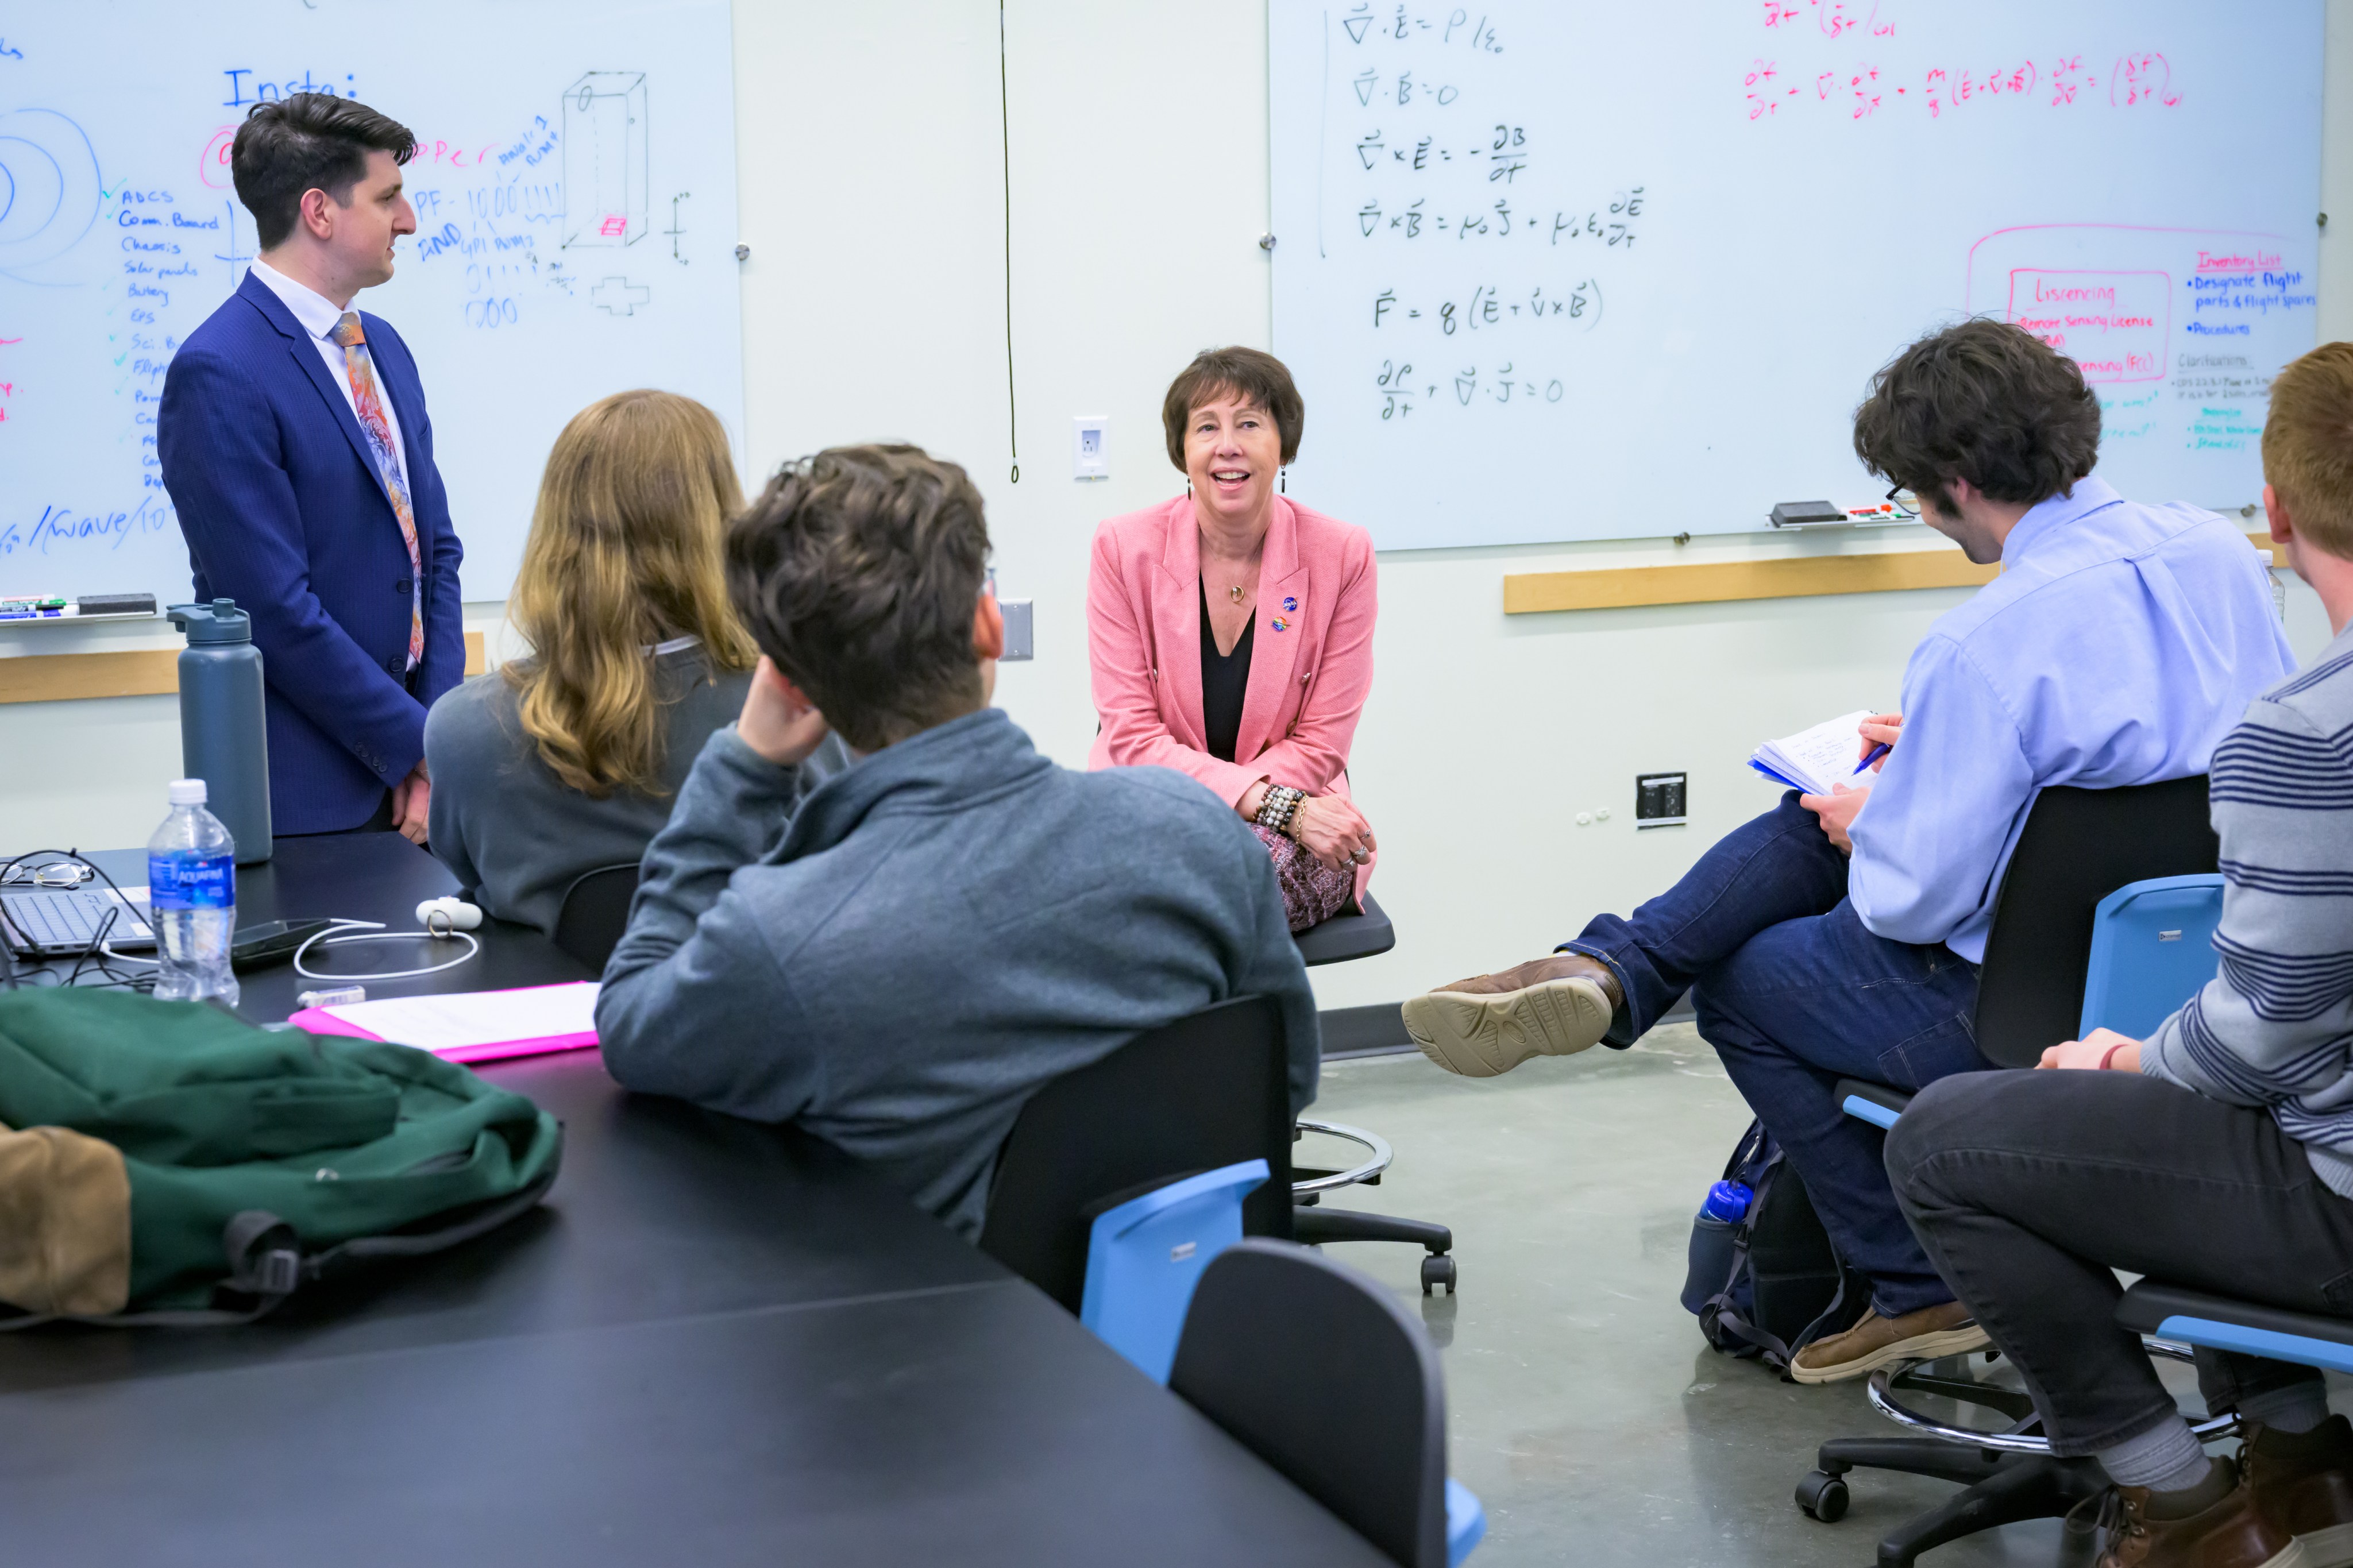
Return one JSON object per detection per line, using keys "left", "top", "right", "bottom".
{"left": 1087, "top": 346, "right": 1378, "bottom": 930}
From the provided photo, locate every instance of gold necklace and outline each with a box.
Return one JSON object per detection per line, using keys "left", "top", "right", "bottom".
{"left": 1227, "top": 584, "right": 1245, "bottom": 604}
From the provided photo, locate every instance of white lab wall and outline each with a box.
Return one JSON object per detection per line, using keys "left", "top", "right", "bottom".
{"left": 3, "top": 0, "right": 2349, "bottom": 1017}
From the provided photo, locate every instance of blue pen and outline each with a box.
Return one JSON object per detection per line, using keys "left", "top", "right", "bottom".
{"left": 1856, "top": 741, "right": 1891, "bottom": 775}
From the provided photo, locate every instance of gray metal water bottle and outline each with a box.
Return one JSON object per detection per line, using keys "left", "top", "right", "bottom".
{"left": 167, "top": 598, "right": 272, "bottom": 865}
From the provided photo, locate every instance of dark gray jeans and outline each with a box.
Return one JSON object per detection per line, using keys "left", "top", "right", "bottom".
{"left": 1889, "top": 1068, "right": 2353, "bottom": 1454}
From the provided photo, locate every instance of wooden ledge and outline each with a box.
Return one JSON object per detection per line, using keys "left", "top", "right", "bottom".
{"left": 1502, "top": 532, "right": 2277, "bottom": 615}
{"left": 0, "top": 632, "right": 486, "bottom": 705}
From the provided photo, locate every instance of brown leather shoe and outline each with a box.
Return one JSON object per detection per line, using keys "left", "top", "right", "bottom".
{"left": 2246, "top": 1418, "right": 2353, "bottom": 1567}
{"left": 1786, "top": 1300, "right": 1991, "bottom": 1384}
{"left": 1401, "top": 955, "right": 1624, "bottom": 1079}
{"left": 2085, "top": 1463, "right": 2305, "bottom": 1568}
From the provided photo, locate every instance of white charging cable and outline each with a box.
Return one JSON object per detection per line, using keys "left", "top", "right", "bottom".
{"left": 292, "top": 911, "right": 481, "bottom": 983}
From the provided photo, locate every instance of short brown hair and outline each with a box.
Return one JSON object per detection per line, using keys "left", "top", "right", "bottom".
{"left": 1852, "top": 319, "right": 2101, "bottom": 509}
{"left": 726, "top": 445, "right": 990, "bottom": 752}
{"left": 1161, "top": 347, "right": 1305, "bottom": 470}
{"left": 2263, "top": 342, "right": 2353, "bottom": 558}
{"left": 232, "top": 93, "right": 416, "bottom": 250}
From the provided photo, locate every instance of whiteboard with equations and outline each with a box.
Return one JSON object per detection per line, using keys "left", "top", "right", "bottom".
{"left": 1268, "top": 1, "right": 2324, "bottom": 552}
{"left": 0, "top": 0, "right": 742, "bottom": 604}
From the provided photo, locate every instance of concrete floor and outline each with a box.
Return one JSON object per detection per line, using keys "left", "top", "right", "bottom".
{"left": 1303, "top": 1025, "right": 2220, "bottom": 1568}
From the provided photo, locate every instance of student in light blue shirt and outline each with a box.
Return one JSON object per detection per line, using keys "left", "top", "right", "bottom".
{"left": 1846, "top": 473, "right": 2293, "bottom": 961}
{"left": 1403, "top": 320, "right": 2295, "bottom": 1381}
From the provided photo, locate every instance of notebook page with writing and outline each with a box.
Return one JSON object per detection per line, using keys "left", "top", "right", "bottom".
{"left": 1751, "top": 710, "right": 1876, "bottom": 796}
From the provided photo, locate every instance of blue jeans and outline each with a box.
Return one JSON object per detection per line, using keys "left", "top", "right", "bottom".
{"left": 1563, "top": 793, "right": 1989, "bottom": 1318}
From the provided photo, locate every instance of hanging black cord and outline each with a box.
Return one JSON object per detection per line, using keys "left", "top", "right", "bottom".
{"left": 1000, "top": 0, "right": 1019, "bottom": 482}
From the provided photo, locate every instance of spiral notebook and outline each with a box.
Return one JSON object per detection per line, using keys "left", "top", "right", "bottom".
{"left": 1749, "top": 710, "right": 1880, "bottom": 796}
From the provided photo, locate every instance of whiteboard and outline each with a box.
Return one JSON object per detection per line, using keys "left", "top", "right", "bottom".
{"left": 0, "top": 0, "right": 742, "bottom": 604}
{"left": 1268, "top": 1, "right": 2324, "bottom": 551}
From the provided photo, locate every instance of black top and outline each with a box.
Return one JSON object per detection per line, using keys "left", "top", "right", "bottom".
{"left": 1199, "top": 578, "right": 1255, "bottom": 764}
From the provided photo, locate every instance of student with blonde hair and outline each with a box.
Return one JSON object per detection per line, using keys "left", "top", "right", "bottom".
{"left": 426, "top": 389, "right": 846, "bottom": 934}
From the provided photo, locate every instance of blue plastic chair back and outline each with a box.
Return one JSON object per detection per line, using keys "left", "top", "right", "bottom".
{"left": 1445, "top": 1476, "right": 1487, "bottom": 1564}
{"left": 2078, "top": 874, "right": 2225, "bottom": 1039}
{"left": 1080, "top": 1159, "right": 1268, "bottom": 1383}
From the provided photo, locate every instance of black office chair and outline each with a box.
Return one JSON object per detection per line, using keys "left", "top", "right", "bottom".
{"left": 550, "top": 862, "right": 640, "bottom": 971}
{"left": 979, "top": 995, "right": 1294, "bottom": 1312}
{"left": 1799, "top": 775, "right": 2221, "bottom": 1566}
{"left": 1289, "top": 893, "right": 1459, "bottom": 1295}
{"left": 1170, "top": 1239, "right": 1482, "bottom": 1567}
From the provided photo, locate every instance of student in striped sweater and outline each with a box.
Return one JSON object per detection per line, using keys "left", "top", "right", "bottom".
{"left": 1889, "top": 341, "right": 2353, "bottom": 1568}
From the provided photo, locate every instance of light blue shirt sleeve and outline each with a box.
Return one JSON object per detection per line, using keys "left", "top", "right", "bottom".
{"left": 1847, "top": 634, "right": 2037, "bottom": 953}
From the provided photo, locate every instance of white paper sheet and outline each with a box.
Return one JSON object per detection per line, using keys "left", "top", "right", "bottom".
{"left": 320, "top": 982, "right": 600, "bottom": 1051}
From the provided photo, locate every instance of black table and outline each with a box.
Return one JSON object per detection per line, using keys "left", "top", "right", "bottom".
{"left": 0, "top": 840, "right": 1387, "bottom": 1566}
{"left": 42, "top": 833, "right": 591, "bottom": 1020}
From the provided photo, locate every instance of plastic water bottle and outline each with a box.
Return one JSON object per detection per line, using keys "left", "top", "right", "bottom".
{"left": 1700, "top": 1180, "right": 1754, "bottom": 1224}
{"left": 1681, "top": 1180, "right": 1756, "bottom": 1315}
{"left": 148, "top": 778, "right": 240, "bottom": 1007}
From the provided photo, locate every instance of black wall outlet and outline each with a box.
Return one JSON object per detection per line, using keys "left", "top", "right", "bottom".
{"left": 1635, "top": 773, "right": 1687, "bottom": 828}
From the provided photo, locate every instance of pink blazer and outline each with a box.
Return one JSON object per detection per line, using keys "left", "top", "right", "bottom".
{"left": 1087, "top": 494, "right": 1379, "bottom": 898}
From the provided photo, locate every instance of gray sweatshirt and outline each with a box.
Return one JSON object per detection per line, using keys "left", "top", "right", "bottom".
{"left": 2144, "top": 622, "right": 2353, "bottom": 1196}
{"left": 596, "top": 706, "right": 1321, "bottom": 1238}
{"left": 423, "top": 640, "right": 846, "bottom": 934}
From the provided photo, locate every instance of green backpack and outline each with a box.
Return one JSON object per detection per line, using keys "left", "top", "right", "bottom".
{"left": 0, "top": 988, "right": 562, "bottom": 1324}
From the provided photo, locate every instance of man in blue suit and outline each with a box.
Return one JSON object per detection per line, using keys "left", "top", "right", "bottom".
{"left": 160, "top": 94, "right": 462, "bottom": 839}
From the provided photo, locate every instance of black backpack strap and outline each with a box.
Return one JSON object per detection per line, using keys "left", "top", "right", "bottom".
{"left": 1703, "top": 1196, "right": 1864, "bottom": 1374}
{"left": 1699, "top": 1210, "right": 1799, "bottom": 1366}
{"left": 0, "top": 1165, "right": 558, "bottom": 1331}
{"left": 300, "top": 1166, "right": 558, "bottom": 1279}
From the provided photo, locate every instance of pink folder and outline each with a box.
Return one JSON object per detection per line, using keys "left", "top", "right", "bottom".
{"left": 288, "top": 982, "right": 600, "bottom": 1064}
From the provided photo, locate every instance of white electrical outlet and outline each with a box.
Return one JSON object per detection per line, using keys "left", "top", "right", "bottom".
{"left": 1072, "top": 416, "right": 1109, "bottom": 480}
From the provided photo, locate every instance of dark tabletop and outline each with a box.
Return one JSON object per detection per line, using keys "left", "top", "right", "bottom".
{"left": 45, "top": 833, "right": 592, "bottom": 1020}
{"left": 0, "top": 840, "right": 1388, "bottom": 1566}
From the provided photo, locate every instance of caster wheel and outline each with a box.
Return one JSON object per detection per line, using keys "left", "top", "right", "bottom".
{"left": 1795, "top": 1470, "right": 1849, "bottom": 1523}
{"left": 1419, "top": 1255, "right": 1457, "bottom": 1295}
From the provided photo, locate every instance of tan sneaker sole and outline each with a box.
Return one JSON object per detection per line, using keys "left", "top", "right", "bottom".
{"left": 2298, "top": 1520, "right": 2353, "bottom": 1568}
{"left": 1402, "top": 976, "right": 1614, "bottom": 1078}
{"left": 1787, "top": 1322, "right": 1992, "bottom": 1385}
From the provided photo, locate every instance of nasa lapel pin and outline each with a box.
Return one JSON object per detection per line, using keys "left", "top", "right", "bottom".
{"left": 1281, "top": 596, "right": 1298, "bottom": 613}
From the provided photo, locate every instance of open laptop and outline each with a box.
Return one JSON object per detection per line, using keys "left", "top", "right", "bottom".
{"left": 0, "top": 887, "right": 156, "bottom": 956}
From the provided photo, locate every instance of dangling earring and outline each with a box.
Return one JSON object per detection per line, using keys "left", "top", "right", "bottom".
{"left": 1279, "top": 467, "right": 1287, "bottom": 495}
{"left": 1187, "top": 478, "right": 1193, "bottom": 497}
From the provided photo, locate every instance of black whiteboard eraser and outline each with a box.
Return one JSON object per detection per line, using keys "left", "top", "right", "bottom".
{"left": 1769, "top": 500, "right": 1847, "bottom": 528}
{"left": 76, "top": 593, "right": 159, "bottom": 616}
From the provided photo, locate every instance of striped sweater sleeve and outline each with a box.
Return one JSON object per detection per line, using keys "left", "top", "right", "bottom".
{"left": 2144, "top": 644, "right": 2353, "bottom": 1133}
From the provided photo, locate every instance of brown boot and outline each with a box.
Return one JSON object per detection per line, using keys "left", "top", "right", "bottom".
{"left": 1401, "top": 955, "right": 1624, "bottom": 1079}
{"left": 1785, "top": 1300, "right": 1991, "bottom": 1384}
{"left": 2245, "top": 1416, "right": 2353, "bottom": 1567}
{"left": 2084, "top": 1460, "right": 2304, "bottom": 1567}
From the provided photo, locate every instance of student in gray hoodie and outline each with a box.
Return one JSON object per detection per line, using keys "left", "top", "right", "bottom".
{"left": 595, "top": 443, "right": 1320, "bottom": 1241}
{"left": 1888, "top": 342, "right": 2353, "bottom": 1568}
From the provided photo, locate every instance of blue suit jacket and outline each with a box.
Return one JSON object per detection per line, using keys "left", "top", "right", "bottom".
{"left": 159, "top": 270, "right": 465, "bottom": 833}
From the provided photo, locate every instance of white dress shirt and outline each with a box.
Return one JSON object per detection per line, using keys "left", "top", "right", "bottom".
{"left": 248, "top": 258, "right": 410, "bottom": 495}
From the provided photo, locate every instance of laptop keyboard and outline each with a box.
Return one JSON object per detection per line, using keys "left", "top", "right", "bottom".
{"left": 0, "top": 891, "right": 155, "bottom": 954}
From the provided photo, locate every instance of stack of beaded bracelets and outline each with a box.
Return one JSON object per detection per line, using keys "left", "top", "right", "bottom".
{"left": 1254, "top": 784, "right": 1307, "bottom": 839}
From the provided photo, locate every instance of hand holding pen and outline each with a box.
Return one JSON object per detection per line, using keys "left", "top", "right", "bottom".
{"left": 1857, "top": 712, "right": 1903, "bottom": 773}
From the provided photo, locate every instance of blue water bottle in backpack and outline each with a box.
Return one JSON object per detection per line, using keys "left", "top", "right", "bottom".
{"left": 148, "top": 778, "right": 240, "bottom": 1007}
{"left": 1680, "top": 1179, "right": 1752, "bottom": 1315}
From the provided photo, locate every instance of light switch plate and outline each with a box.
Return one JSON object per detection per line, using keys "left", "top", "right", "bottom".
{"left": 999, "top": 599, "right": 1034, "bottom": 661}
{"left": 1072, "top": 416, "right": 1109, "bottom": 480}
